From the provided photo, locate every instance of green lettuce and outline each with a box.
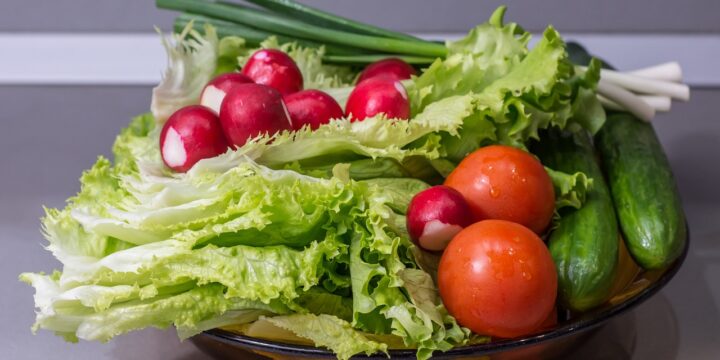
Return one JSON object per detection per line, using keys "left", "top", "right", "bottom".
{"left": 23, "top": 129, "right": 465, "bottom": 358}
{"left": 263, "top": 314, "right": 388, "bottom": 360}
{"left": 546, "top": 167, "right": 593, "bottom": 210}
{"left": 151, "top": 25, "right": 218, "bottom": 124}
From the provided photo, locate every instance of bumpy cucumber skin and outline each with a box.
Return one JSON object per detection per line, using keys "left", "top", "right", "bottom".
{"left": 537, "top": 130, "right": 619, "bottom": 311}
{"left": 596, "top": 113, "right": 687, "bottom": 270}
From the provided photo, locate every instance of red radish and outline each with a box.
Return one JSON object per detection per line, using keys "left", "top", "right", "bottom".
{"left": 357, "top": 58, "right": 416, "bottom": 84}
{"left": 284, "top": 90, "right": 344, "bottom": 130}
{"left": 160, "top": 105, "right": 228, "bottom": 173}
{"left": 200, "top": 73, "right": 253, "bottom": 114}
{"left": 219, "top": 83, "right": 293, "bottom": 148}
{"left": 406, "top": 186, "right": 474, "bottom": 251}
{"left": 241, "top": 49, "right": 303, "bottom": 96}
{"left": 345, "top": 77, "right": 411, "bottom": 122}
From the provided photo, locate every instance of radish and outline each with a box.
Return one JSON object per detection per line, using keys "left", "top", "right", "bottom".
{"left": 241, "top": 49, "right": 303, "bottom": 96}
{"left": 219, "top": 83, "right": 293, "bottom": 148}
{"left": 284, "top": 89, "right": 344, "bottom": 131}
{"left": 357, "top": 58, "right": 416, "bottom": 84}
{"left": 406, "top": 186, "right": 473, "bottom": 251}
{"left": 160, "top": 105, "right": 229, "bottom": 173}
{"left": 345, "top": 77, "right": 411, "bottom": 122}
{"left": 200, "top": 73, "right": 253, "bottom": 114}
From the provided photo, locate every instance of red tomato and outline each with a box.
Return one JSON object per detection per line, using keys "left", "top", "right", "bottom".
{"left": 444, "top": 145, "right": 555, "bottom": 234}
{"left": 539, "top": 306, "right": 558, "bottom": 330}
{"left": 438, "top": 220, "right": 558, "bottom": 338}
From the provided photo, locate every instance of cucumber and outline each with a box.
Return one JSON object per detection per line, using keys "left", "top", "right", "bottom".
{"left": 536, "top": 129, "right": 619, "bottom": 311}
{"left": 596, "top": 113, "right": 687, "bottom": 269}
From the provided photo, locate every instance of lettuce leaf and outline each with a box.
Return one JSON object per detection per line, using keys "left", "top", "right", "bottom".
{"left": 546, "top": 167, "right": 593, "bottom": 210}
{"left": 18, "top": 275, "right": 287, "bottom": 343}
{"left": 24, "top": 148, "right": 463, "bottom": 358}
{"left": 263, "top": 314, "right": 387, "bottom": 360}
{"left": 151, "top": 25, "right": 218, "bottom": 125}
{"left": 408, "top": 6, "right": 529, "bottom": 113}
{"left": 214, "top": 36, "right": 247, "bottom": 76}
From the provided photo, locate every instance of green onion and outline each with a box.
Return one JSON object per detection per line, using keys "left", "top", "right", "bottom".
{"left": 243, "top": 0, "right": 422, "bottom": 41}
{"left": 156, "top": 0, "right": 447, "bottom": 58}
{"left": 175, "top": 13, "right": 361, "bottom": 55}
{"left": 323, "top": 54, "right": 435, "bottom": 65}
{"left": 175, "top": 14, "right": 273, "bottom": 45}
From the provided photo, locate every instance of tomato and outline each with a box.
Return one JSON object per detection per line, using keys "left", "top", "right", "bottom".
{"left": 444, "top": 145, "right": 555, "bottom": 234}
{"left": 438, "top": 220, "right": 558, "bottom": 338}
{"left": 539, "top": 306, "right": 558, "bottom": 330}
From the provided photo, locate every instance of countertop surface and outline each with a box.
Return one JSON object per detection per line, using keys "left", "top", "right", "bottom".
{"left": 1, "top": 86, "right": 718, "bottom": 359}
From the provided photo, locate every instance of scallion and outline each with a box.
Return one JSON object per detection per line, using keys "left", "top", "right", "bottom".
{"left": 243, "top": 0, "right": 422, "bottom": 41}
{"left": 157, "top": 0, "right": 448, "bottom": 57}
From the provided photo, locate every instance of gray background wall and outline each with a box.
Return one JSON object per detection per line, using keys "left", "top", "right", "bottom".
{"left": 1, "top": 0, "right": 719, "bottom": 33}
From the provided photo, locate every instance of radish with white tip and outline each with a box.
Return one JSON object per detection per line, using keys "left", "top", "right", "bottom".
{"left": 219, "top": 83, "right": 293, "bottom": 148}
{"left": 200, "top": 73, "right": 253, "bottom": 114}
{"left": 284, "top": 89, "right": 344, "bottom": 130}
{"left": 406, "top": 185, "right": 474, "bottom": 251}
{"left": 241, "top": 49, "right": 303, "bottom": 96}
{"left": 345, "top": 77, "right": 410, "bottom": 122}
{"left": 160, "top": 105, "right": 229, "bottom": 173}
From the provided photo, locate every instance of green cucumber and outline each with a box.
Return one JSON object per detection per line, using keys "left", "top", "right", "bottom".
{"left": 536, "top": 129, "right": 619, "bottom": 311}
{"left": 596, "top": 113, "right": 687, "bottom": 269}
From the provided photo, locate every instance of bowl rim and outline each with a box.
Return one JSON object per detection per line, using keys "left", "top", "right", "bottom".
{"left": 201, "top": 227, "right": 689, "bottom": 358}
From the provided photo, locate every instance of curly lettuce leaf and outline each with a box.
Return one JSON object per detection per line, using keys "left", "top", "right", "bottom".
{"left": 25, "top": 146, "right": 462, "bottom": 358}
{"left": 546, "top": 167, "right": 593, "bottom": 210}
{"left": 348, "top": 211, "right": 467, "bottom": 359}
{"left": 403, "top": 8, "right": 604, "bottom": 165}
{"left": 151, "top": 24, "right": 218, "bottom": 125}
{"left": 294, "top": 288, "right": 354, "bottom": 322}
{"left": 18, "top": 279, "right": 286, "bottom": 342}
{"left": 408, "top": 6, "right": 529, "bottom": 113}
{"left": 214, "top": 36, "right": 247, "bottom": 76}
{"left": 360, "top": 178, "right": 429, "bottom": 214}
{"left": 263, "top": 314, "right": 387, "bottom": 360}
{"left": 441, "top": 27, "right": 604, "bottom": 162}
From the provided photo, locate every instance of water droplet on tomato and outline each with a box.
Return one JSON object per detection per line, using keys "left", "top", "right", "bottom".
{"left": 489, "top": 187, "right": 500, "bottom": 198}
